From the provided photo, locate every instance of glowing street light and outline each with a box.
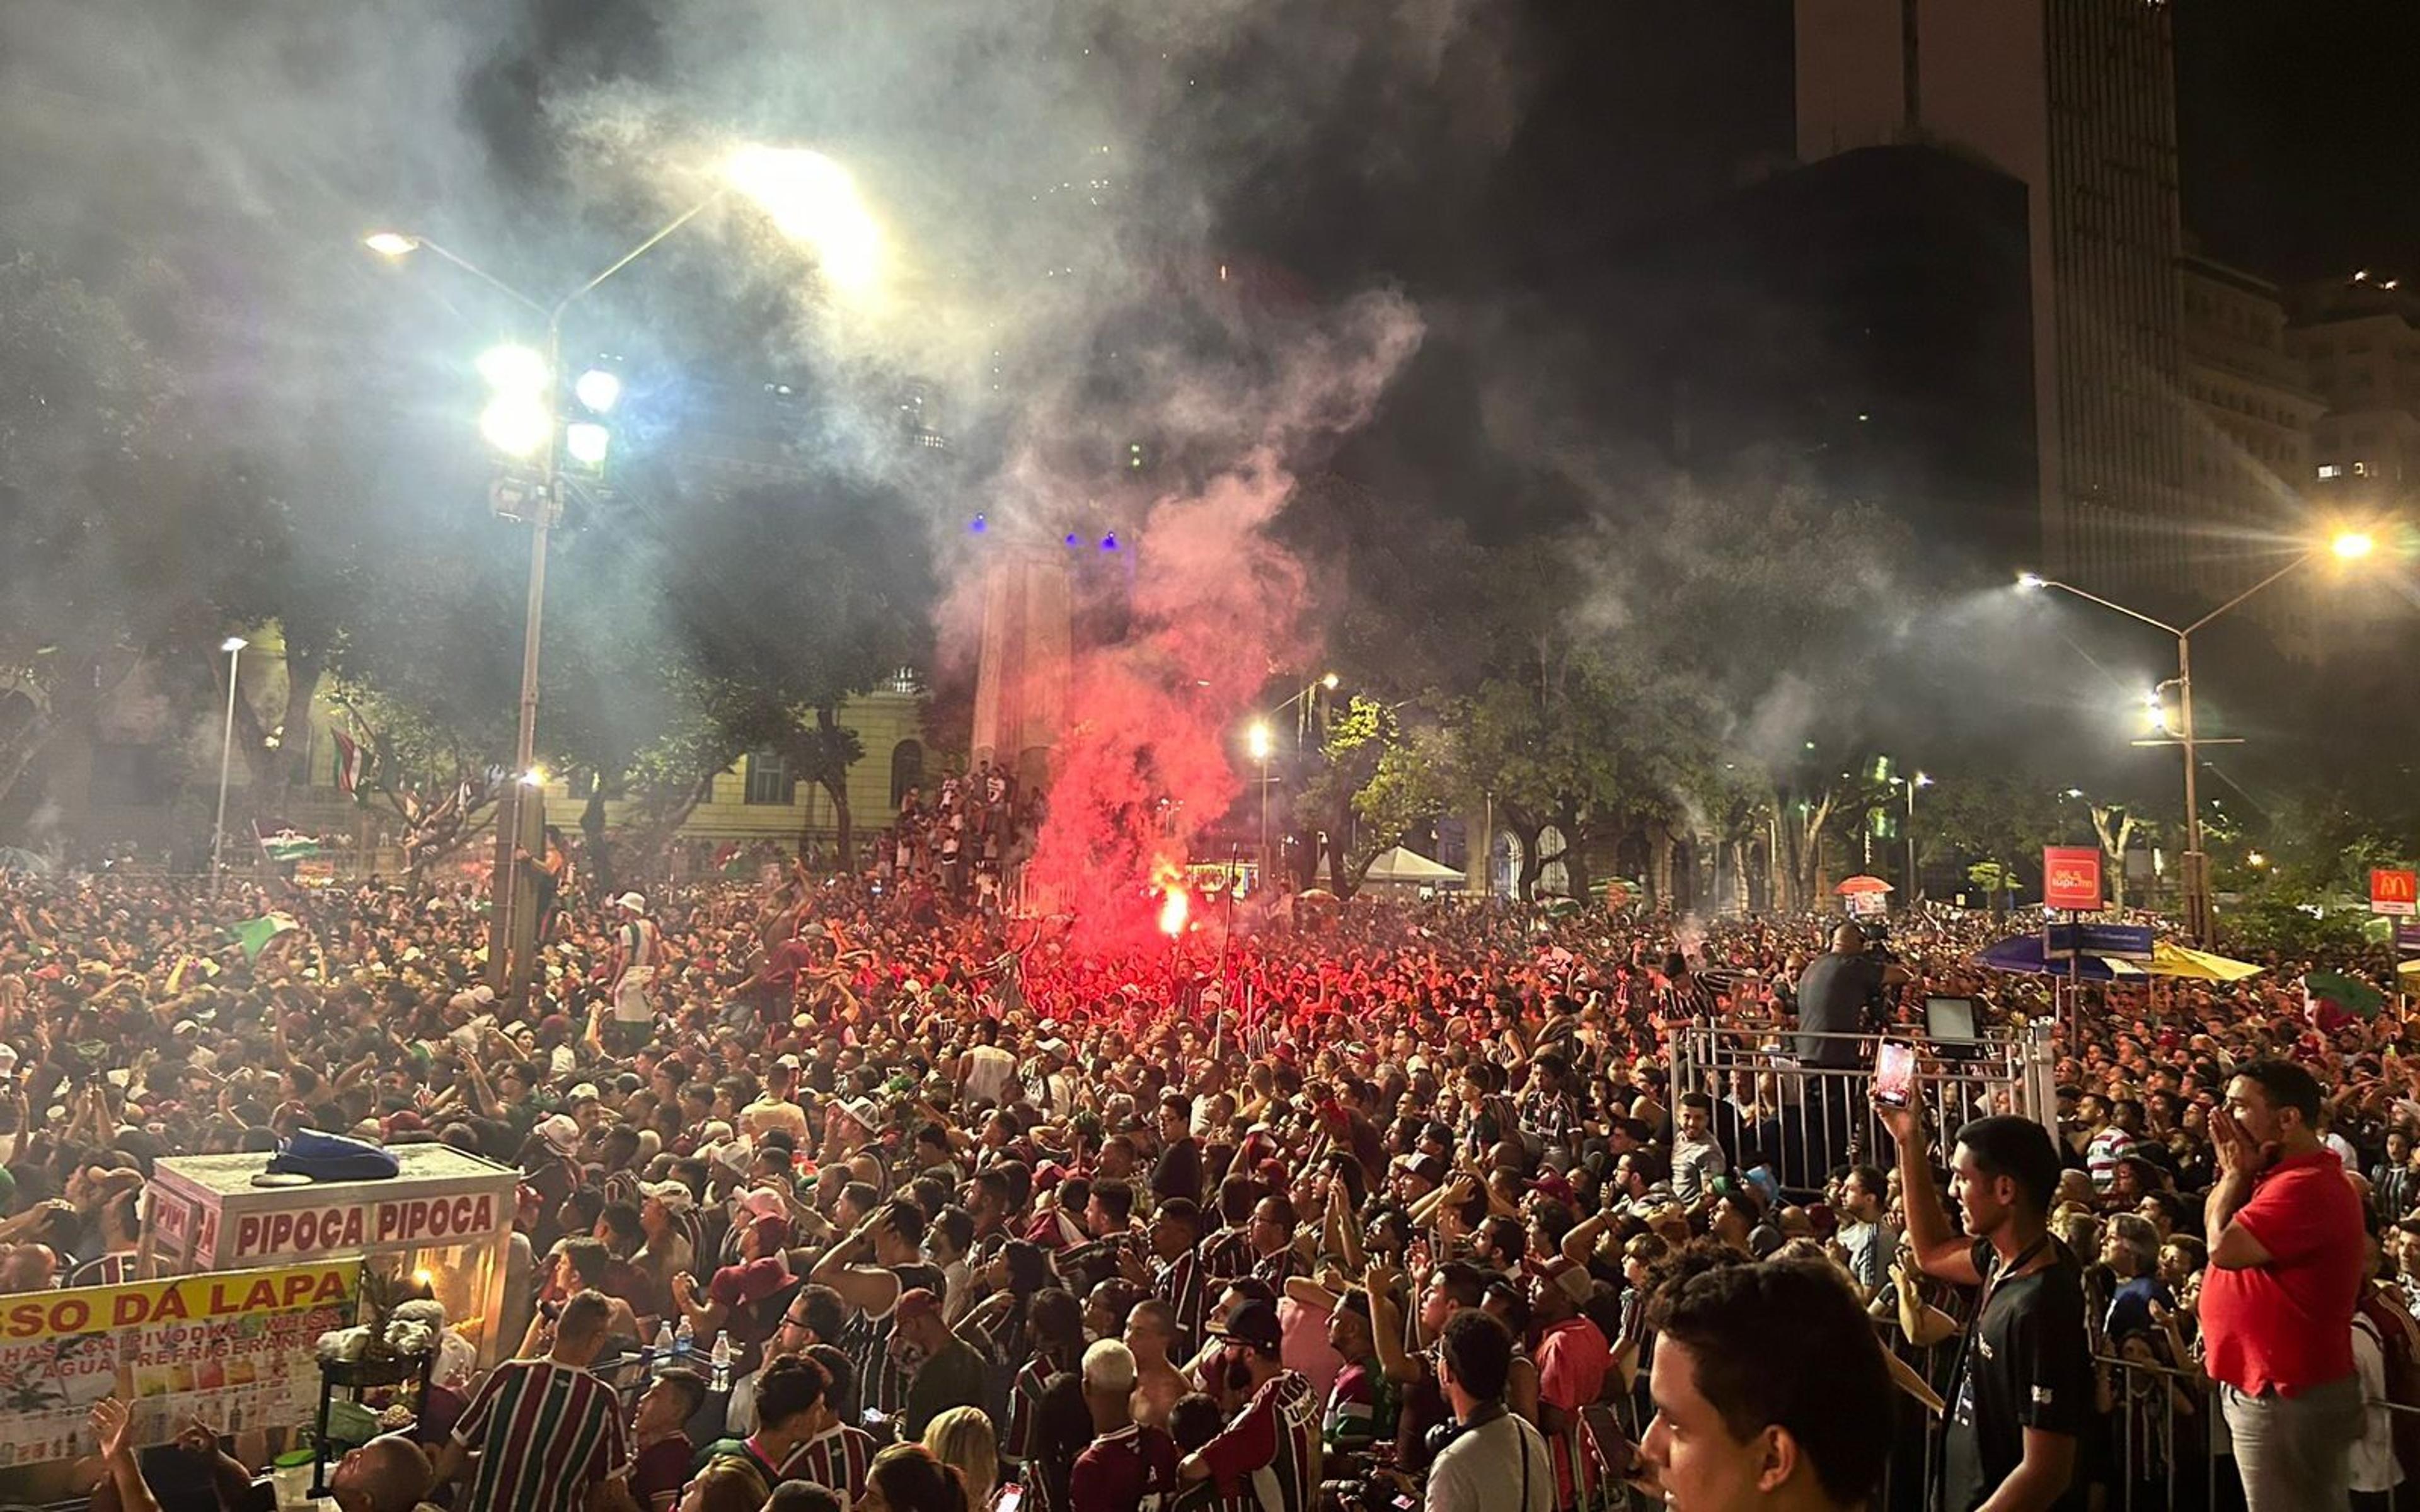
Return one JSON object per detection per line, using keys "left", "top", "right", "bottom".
{"left": 476, "top": 343, "right": 549, "bottom": 393}
{"left": 368, "top": 149, "right": 885, "bottom": 1003}
{"left": 1247, "top": 721, "right": 1275, "bottom": 884}
{"left": 479, "top": 394, "right": 551, "bottom": 458}
{"left": 1320, "top": 672, "right": 1340, "bottom": 690}
{"left": 1897, "top": 769, "right": 1934, "bottom": 899}
{"left": 563, "top": 421, "right": 611, "bottom": 467}
{"left": 2014, "top": 528, "right": 2387, "bottom": 943}
{"left": 573, "top": 368, "right": 622, "bottom": 414}
{"left": 723, "top": 145, "right": 884, "bottom": 295}
{"left": 210, "top": 636, "right": 249, "bottom": 899}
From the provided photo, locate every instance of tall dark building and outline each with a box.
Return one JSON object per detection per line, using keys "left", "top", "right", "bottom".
{"left": 1797, "top": 0, "right": 2189, "bottom": 590}
{"left": 1615, "top": 144, "right": 2038, "bottom": 573}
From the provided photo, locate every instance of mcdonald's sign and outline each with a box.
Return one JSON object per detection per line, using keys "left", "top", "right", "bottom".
{"left": 2372, "top": 868, "right": 2417, "bottom": 918}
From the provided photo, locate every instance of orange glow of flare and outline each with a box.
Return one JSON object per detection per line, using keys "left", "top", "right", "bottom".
{"left": 1153, "top": 860, "right": 1190, "bottom": 937}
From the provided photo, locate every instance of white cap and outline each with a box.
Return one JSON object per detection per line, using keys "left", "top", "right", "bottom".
{"left": 537, "top": 1114, "right": 580, "bottom": 1157}
{"left": 614, "top": 892, "right": 647, "bottom": 912}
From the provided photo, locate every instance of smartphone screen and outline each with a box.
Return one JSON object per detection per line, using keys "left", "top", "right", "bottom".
{"left": 1873, "top": 1040, "right": 1917, "bottom": 1108}
{"left": 995, "top": 1488, "right": 1023, "bottom": 1512}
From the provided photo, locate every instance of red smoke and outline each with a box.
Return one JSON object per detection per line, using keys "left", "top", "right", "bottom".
{"left": 1022, "top": 447, "right": 1313, "bottom": 951}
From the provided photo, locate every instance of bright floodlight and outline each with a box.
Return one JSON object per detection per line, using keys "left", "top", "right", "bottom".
{"left": 1320, "top": 672, "right": 1340, "bottom": 689}
{"left": 476, "top": 343, "right": 549, "bottom": 394}
{"left": 1247, "top": 722, "right": 1274, "bottom": 761}
{"left": 480, "top": 394, "right": 551, "bottom": 458}
{"left": 565, "top": 421, "right": 611, "bottom": 466}
{"left": 363, "top": 232, "right": 418, "bottom": 257}
{"left": 574, "top": 369, "right": 622, "bottom": 414}
{"left": 1914, "top": 772, "right": 1933, "bottom": 788}
{"left": 2332, "top": 530, "right": 2377, "bottom": 561}
{"left": 220, "top": 636, "right": 248, "bottom": 653}
{"left": 725, "top": 145, "right": 884, "bottom": 295}
{"left": 2015, "top": 571, "right": 2047, "bottom": 590}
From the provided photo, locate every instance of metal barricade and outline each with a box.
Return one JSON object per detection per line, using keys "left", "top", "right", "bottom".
{"left": 1664, "top": 1024, "right": 2043, "bottom": 1195}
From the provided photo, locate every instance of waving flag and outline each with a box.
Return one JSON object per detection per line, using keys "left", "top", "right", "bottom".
{"left": 229, "top": 913, "right": 299, "bottom": 961}
{"left": 253, "top": 822, "right": 323, "bottom": 864}
{"left": 2305, "top": 970, "right": 2385, "bottom": 1026}
{"left": 332, "top": 728, "right": 369, "bottom": 799}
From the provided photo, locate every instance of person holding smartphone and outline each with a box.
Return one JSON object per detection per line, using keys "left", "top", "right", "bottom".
{"left": 1876, "top": 1093, "right": 2086, "bottom": 1511}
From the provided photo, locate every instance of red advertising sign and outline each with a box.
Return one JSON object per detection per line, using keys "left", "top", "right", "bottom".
{"left": 2043, "top": 847, "right": 2103, "bottom": 912}
{"left": 2373, "top": 868, "right": 2418, "bottom": 917}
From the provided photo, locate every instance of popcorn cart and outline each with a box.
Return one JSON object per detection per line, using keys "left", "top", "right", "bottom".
{"left": 141, "top": 1145, "right": 519, "bottom": 1367}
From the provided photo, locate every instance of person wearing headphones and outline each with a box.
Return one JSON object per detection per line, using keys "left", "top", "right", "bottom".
{"left": 1426, "top": 1309, "right": 1553, "bottom": 1512}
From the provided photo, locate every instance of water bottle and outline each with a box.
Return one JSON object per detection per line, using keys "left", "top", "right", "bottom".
{"left": 674, "top": 1316, "right": 695, "bottom": 1361}
{"left": 710, "top": 1329, "right": 733, "bottom": 1392}
{"left": 652, "top": 1320, "right": 674, "bottom": 1374}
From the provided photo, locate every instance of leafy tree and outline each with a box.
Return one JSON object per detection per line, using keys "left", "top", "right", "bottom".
{"left": 0, "top": 253, "right": 186, "bottom": 827}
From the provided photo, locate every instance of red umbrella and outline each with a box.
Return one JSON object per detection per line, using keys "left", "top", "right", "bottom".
{"left": 1835, "top": 875, "right": 1894, "bottom": 895}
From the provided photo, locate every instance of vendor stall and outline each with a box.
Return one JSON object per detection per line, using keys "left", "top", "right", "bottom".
{"left": 141, "top": 1143, "right": 517, "bottom": 1368}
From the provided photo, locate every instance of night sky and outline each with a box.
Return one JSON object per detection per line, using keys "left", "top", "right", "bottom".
{"left": 2175, "top": 0, "right": 2420, "bottom": 282}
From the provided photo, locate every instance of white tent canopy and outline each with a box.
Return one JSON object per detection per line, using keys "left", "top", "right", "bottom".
{"left": 1362, "top": 845, "right": 1466, "bottom": 886}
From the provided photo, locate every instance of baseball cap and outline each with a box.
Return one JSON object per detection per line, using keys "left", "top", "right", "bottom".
{"left": 567, "top": 1083, "right": 601, "bottom": 1106}
{"left": 896, "top": 1288, "right": 942, "bottom": 1325}
{"left": 831, "top": 1097, "right": 880, "bottom": 1131}
{"left": 639, "top": 1179, "right": 694, "bottom": 1215}
{"left": 1533, "top": 1257, "right": 1592, "bottom": 1304}
{"left": 752, "top": 1214, "right": 793, "bottom": 1252}
{"left": 537, "top": 1114, "right": 580, "bottom": 1158}
{"left": 1209, "top": 1299, "right": 1283, "bottom": 1353}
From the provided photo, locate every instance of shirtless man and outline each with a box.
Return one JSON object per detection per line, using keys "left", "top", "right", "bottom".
{"left": 1123, "top": 1298, "right": 1189, "bottom": 1431}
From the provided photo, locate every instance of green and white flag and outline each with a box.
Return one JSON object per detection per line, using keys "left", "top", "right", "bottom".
{"left": 253, "top": 823, "right": 323, "bottom": 864}
{"left": 229, "top": 913, "right": 299, "bottom": 960}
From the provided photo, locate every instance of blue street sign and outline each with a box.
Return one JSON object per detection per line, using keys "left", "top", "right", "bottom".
{"left": 2043, "top": 922, "right": 2156, "bottom": 963}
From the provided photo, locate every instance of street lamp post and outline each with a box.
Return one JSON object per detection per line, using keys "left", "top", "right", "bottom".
{"left": 1247, "top": 722, "right": 1274, "bottom": 886}
{"left": 2017, "top": 530, "right": 2374, "bottom": 944}
{"left": 366, "top": 170, "right": 836, "bottom": 1001}
{"left": 1904, "top": 772, "right": 1931, "bottom": 901}
{"left": 210, "top": 636, "right": 246, "bottom": 899}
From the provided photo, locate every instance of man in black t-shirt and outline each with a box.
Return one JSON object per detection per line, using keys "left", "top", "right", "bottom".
{"left": 1792, "top": 925, "right": 1908, "bottom": 1183}
{"left": 1792, "top": 926, "right": 1901, "bottom": 1066}
{"left": 1880, "top": 1101, "right": 2088, "bottom": 1511}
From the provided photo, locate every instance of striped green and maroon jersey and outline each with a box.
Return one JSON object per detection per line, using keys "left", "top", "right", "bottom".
{"left": 781, "top": 1421, "right": 877, "bottom": 1502}
{"left": 452, "top": 1358, "right": 630, "bottom": 1512}
{"left": 1200, "top": 1372, "right": 1319, "bottom": 1512}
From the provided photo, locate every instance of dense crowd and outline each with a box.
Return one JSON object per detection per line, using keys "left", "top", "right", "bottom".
{"left": 4, "top": 855, "right": 2418, "bottom": 1512}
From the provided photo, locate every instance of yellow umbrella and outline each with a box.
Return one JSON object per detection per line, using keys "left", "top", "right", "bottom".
{"left": 2143, "top": 941, "right": 2265, "bottom": 982}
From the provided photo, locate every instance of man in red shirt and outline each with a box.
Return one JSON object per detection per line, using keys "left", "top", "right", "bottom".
{"left": 2203, "top": 1058, "right": 2367, "bottom": 1511}
{"left": 1072, "top": 1339, "right": 1180, "bottom": 1512}
{"left": 1529, "top": 1259, "right": 1609, "bottom": 1512}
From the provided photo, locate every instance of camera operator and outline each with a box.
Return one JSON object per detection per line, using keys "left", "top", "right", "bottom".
{"left": 1790, "top": 925, "right": 1910, "bottom": 1181}
{"left": 1424, "top": 1310, "right": 1552, "bottom": 1512}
